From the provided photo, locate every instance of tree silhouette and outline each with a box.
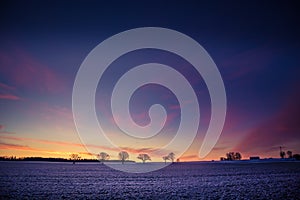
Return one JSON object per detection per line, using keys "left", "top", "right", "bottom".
{"left": 226, "top": 152, "right": 235, "bottom": 160}
{"left": 225, "top": 152, "right": 242, "bottom": 161}
{"left": 168, "top": 152, "right": 175, "bottom": 163}
{"left": 137, "top": 154, "right": 151, "bottom": 163}
{"left": 287, "top": 151, "right": 293, "bottom": 158}
{"left": 280, "top": 151, "right": 286, "bottom": 159}
{"left": 70, "top": 154, "right": 81, "bottom": 164}
{"left": 162, "top": 156, "right": 169, "bottom": 164}
{"left": 98, "top": 152, "right": 110, "bottom": 163}
{"left": 118, "top": 151, "right": 129, "bottom": 164}
{"left": 280, "top": 151, "right": 286, "bottom": 158}
{"left": 235, "top": 152, "right": 242, "bottom": 160}
{"left": 279, "top": 146, "right": 286, "bottom": 159}
{"left": 293, "top": 154, "right": 300, "bottom": 160}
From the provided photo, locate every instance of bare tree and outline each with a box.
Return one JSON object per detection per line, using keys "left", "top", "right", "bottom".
{"left": 287, "top": 151, "right": 293, "bottom": 158}
{"left": 280, "top": 146, "right": 286, "bottom": 159}
{"left": 137, "top": 154, "right": 151, "bottom": 163}
{"left": 234, "top": 152, "right": 242, "bottom": 160}
{"left": 98, "top": 152, "right": 110, "bottom": 163}
{"left": 162, "top": 156, "right": 169, "bottom": 164}
{"left": 70, "top": 154, "right": 81, "bottom": 164}
{"left": 119, "top": 151, "right": 129, "bottom": 164}
{"left": 224, "top": 152, "right": 242, "bottom": 161}
{"left": 226, "top": 152, "right": 235, "bottom": 160}
{"left": 280, "top": 151, "right": 286, "bottom": 158}
{"left": 168, "top": 152, "right": 175, "bottom": 163}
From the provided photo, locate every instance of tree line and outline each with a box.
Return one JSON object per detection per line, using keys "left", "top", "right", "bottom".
{"left": 94, "top": 151, "right": 177, "bottom": 165}
{"left": 220, "top": 152, "right": 242, "bottom": 161}
{"left": 0, "top": 152, "right": 177, "bottom": 164}
{"left": 279, "top": 147, "right": 300, "bottom": 160}
{"left": 219, "top": 148, "right": 300, "bottom": 161}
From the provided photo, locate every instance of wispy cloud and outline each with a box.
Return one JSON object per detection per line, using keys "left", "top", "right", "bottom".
{"left": 0, "top": 125, "right": 15, "bottom": 134}
{"left": 0, "top": 135, "right": 86, "bottom": 148}
{"left": 0, "top": 135, "right": 171, "bottom": 158}
{"left": 0, "top": 94, "right": 21, "bottom": 100}
{"left": 0, "top": 142, "right": 86, "bottom": 157}
{"left": 0, "top": 82, "right": 16, "bottom": 91}
{"left": 179, "top": 154, "right": 199, "bottom": 161}
{"left": 0, "top": 135, "right": 127, "bottom": 153}
{"left": 40, "top": 103, "right": 74, "bottom": 121}
{"left": 0, "top": 82, "right": 21, "bottom": 100}
{"left": 0, "top": 45, "right": 67, "bottom": 94}
{"left": 0, "top": 142, "right": 39, "bottom": 151}
{"left": 119, "top": 146, "right": 171, "bottom": 158}
{"left": 235, "top": 84, "right": 300, "bottom": 155}
{"left": 222, "top": 45, "right": 281, "bottom": 80}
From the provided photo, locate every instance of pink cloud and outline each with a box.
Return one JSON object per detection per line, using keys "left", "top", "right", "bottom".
{"left": 169, "top": 104, "right": 180, "bottom": 111}
{"left": 0, "top": 135, "right": 171, "bottom": 158}
{"left": 119, "top": 146, "right": 171, "bottom": 158}
{"left": 0, "top": 125, "right": 15, "bottom": 134}
{"left": 0, "top": 142, "right": 88, "bottom": 156}
{"left": 235, "top": 85, "right": 300, "bottom": 155}
{"left": 79, "top": 152, "right": 95, "bottom": 156}
{"left": 0, "top": 135, "right": 84, "bottom": 148}
{"left": 41, "top": 103, "right": 74, "bottom": 121}
{"left": 109, "top": 110, "right": 178, "bottom": 133}
{"left": 0, "top": 46, "right": 66, "bottom": 94}
{"left": 0, "top": 142, "right": 40, "bottom": 152}
{"left": 0, "top": 82, "right": 16, "bottom": 90}
{"left": 0, "top": 82, "right": 21, "bottom": 100}
{"left": 179, "top": 154, "right": 199, "bottom": 161}
{"left": 0, "top": 135, "right": 119, "bottom": 153}
{"left": 0, "top": 94, "right": 21, "bottom": 100}
{"left": 222, "top": 45, "right": 281, "bottom": 80}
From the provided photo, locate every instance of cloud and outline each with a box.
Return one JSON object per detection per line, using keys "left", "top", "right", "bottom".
{"left": 120, "top": 146, "right": 156, "bottom": 154}
{"left": 0, "top": 45, "right": 66, "bottom": 94}
{"left": 0, "top": 125, "right": 15, "bottom": 134}
{"left": 235, "top": 85, "right": 300, "bottom": 155}
{"left": 0, "top": 141, "right": 87, "bottom": 156}
{"left": 79, "top": 152, "right": 95, "bottom": 156}
{"left": 0, "top": 135, "right": 84, "bottom": 147}
{"left": 0, "top": 135, "right": 121, "bottom": 153}
{"left": 41, "top": 103, "right": 74, "bottom": 121}
{"left": 0, "top": 142, "right": 44, "bottom": 152}
{"left": 0, "top": 82, "right": 21, "bottom": 100}
{"left": 118, "top": 146, "right": 172, "bottom": 158}
{"left": 0, "top": 82, "right": 16, "bottom": 90}
{"left": 211, "top": 146, "right": 229, "bottom": 152}
{"left": 0, "top": 94, "right": 21, "bottom": 100}
{"left": 222, "top": 45, "right": 281, "bottom": 80}
{"left": 169, "top": 104, "right": 180, "bottom": 111}
{"left": 0, "top": 134, "right": 170, "bottom": 155}
{"left": 179, "top": 154, "right": 199, "bottom": 161}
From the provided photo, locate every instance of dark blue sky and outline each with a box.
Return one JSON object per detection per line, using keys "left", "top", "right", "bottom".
{"left": 0, "top": 1, "right": 299, "bottom": 160}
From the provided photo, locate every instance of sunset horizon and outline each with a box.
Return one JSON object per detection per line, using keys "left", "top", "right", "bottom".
{"left": 1, "top": 1, "right": 300, "bottom": 164}
{"left": 1, "top": 1, "right": 300, "bottom": 198}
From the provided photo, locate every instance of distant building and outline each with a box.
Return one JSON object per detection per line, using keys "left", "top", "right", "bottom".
{"left": 250, "top": 156, "right": 260, "bottom": 160}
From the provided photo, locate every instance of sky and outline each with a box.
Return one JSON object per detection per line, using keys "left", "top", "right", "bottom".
{"left": 0, "top": 1, "right": 299, "bottom": 162}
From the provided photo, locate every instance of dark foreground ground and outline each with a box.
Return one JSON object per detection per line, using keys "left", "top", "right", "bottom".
{"left": 0, "top": 161, "right": 299, "bottom": 199}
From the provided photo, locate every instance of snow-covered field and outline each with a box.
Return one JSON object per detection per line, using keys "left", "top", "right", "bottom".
{"left": 0, "top": 161, "right": 299, "bottom": 199}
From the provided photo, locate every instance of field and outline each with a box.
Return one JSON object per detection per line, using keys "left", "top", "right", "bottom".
{"left": 0, "top": 161, "right": 299, "bottom": 199}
